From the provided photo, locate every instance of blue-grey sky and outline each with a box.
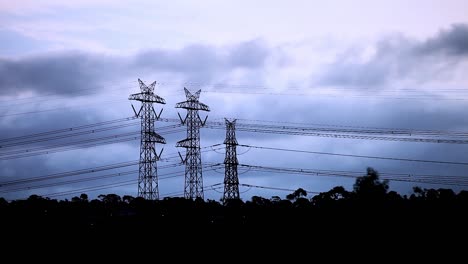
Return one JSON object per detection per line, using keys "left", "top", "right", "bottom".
{"left": 1, "top": 0, "right": 468, "bottom": 200}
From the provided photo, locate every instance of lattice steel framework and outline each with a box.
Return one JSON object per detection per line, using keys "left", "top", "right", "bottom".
{"left": 176, "top": 88, "right": 210, "bottom": 199}
{"left": 129, "top": 79, "right": 166, "bottom": 200}
{"left": 223, "top": 119, "right": 240, "bottom": 201}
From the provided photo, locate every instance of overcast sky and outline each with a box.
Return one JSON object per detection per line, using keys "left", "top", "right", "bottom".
{"left": 1, "top": 0, "right": 468, "bottom": 201}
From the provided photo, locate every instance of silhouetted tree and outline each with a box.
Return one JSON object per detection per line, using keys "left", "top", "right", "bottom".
{"left": 0, "top": 197, "right": 8, "bottom": 208}
{"left": 251, "top": 196, "right": 271, "bottom": 206}
{"left": 293, "top": 197, "right": 310, "bottom": 208}
{"left": 270, "top": 196, "right": 281, "bottom": 203}
{"left": 458, "top": 190, "right": 468, "bottom": 204}
{"left": 386, "top": 191, "right": 403, "bottom": 202}
{"left": 28, "top": 194, "right": 44, "bottom": 201}
{"left": 438, "top": 188, "right": 456, "bottom": 201}
{"left": 286, "top": 188, "right": 307, "bottom": 201}
{"left": 311, "top": 186, "right": 350, "bottom": 207}
{"left": 327, "top": 186, "right": 350, "bottom": 200}
{"left": 98, "top": 194, "right": 122, "bottom": 204}
{"left": 411, "top": 186, "right": 425, "bottom": 200}
{"left": 80, "top": 193, "right": 89, "bottom": 202}
{"left": 353, "top": 167, "right": 388, "bottom": 200}
{"left": 122, "top": 195, "right": 135, "bottom": 204}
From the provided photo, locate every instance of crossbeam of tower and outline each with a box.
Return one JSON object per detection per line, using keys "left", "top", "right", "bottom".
{"left": 223, "top": 118, "right": 240, "bottom": 201}
{"left": 176, "top": 88, "right": 210, "bottom": 199}
{"left": 129, "top": 79, "right": 166, "bottom": 200}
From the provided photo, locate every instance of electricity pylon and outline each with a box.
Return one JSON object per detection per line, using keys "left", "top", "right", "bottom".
{"left": 176, "top": 88, "right": 210, "bottom": 200}
{"left": 223, "top": 119, "right": 240, "bottom": 201}
{"left": 129, "top": 79, "right": 166, "bottom": 200}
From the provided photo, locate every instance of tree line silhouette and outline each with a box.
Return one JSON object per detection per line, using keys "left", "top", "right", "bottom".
{"left": 2, "top": 167, "right": 468, "bottom": 233}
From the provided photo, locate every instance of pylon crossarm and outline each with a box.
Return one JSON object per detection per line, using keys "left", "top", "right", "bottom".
{"left": 129, "top": 92, "right": 166, "bottom": 104}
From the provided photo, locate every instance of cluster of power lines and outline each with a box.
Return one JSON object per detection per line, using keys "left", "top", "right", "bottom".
{"left": 1, "top": 115, "right": 468, "bottom": 199}
{"left": 1, "top": 80, "right": 468, "bottom": 201}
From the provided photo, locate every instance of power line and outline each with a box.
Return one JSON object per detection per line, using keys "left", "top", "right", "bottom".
{"left": 164, "top": 82, "right": 468, "bottom": 101}
{"left": 6, "top": 111, "right": 462, "bottom": 149}
{"left": 201, "top": 89, "right": 468, "bottom": 101}
{"left": 1, "top": 166, "right": 187, "bottom": 194}
{"left": 160, "top": 82, "right": 468, "bottom": 94}
{"left": 0, "top": 127, "right": 185, "bottom": 160}
{"left": 157, "top": 117, "right": 468, "bottom": 143}
{"left": 230, "top": 117, "right": 468, "bottom": 136}
{"left": 0, "top": 160, "right": 139, "bottom": 187}
{"left": 0, "top": 81, "right": 136, "bottom": 104}
{"left": 0, "top": 122, "right": 140, "bottom": 148}
{"left": 162, "top": 115, "right": 468, "bottom": 137}
{"left": 0, "top": 131, "right": 139, "bottom": 157}
{"left": 230, "top": 122, "right": 468, "bottom": 138}
{"left": 0, "top": 147, "right": 224, "bottom": 188}
{"left": 0, "top": 170, "right": 138, "bottom": 193}
{"left": 32, "top": 167, "right": 221, "bottom": 199}
{"left": 0, "top": 116, "right": 137, "bottom": 143}
{"left": 206, "top": 125, "right": 468, "bottom": 144}
{"left": 240, "top": 144, "right": 468, "bottom": 166}
{"left": 239, "top": 183, "right": 320, "bottom": 195}
{"left": 0, "top": 99, "right": 129, "bottom": 118}
{"left": 0, "top": 136, "right": 140, "bottom": 160}
{"left": 238, "top": 163, "right": 468, "bottom": 187}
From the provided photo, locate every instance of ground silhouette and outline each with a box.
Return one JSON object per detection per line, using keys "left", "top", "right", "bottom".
{"left": 2, "top": 167, "right": 468, "bottom": 238}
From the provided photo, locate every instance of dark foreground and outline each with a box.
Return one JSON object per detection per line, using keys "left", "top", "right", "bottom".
{"left": 2, "top": 169, "right": 468, "bottom": 242}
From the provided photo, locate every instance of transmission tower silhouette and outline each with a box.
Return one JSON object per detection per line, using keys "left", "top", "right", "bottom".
{"left": 223, "top": 118, "right": 240, "bottom": 201}
{"left": 129, "top": 79, "right": 166, "bottom": 200}
{"left": 176, "top": 88, "right": 210, "bottom": 199}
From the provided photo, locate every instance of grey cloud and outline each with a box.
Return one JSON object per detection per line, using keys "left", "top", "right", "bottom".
{"left": 0, "top": 39, "right": 271, "bottom": 96}
{"left": 317, "top": 23, "right": 468, "bottom": 87}
{"left": 417, "top": 24, "right": 468, "bottom": 56}
{"left": 134, "top": 44, "right": 220, "bottom": 73}
{"left": 0, "top": 52, "right": 118, "bottom": 96}
{"left": 227, "top": 39, "right": 270, "bottom": 68}
{"left": 134, "top": 39, "right": 270, "bottom": 83}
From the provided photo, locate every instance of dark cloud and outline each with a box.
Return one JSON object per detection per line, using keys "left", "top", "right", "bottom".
{"left": 417, "top": 24, "right": 468, "bottom": 56}
{"left": 0, "top": 39, "right": 271, "bottom": 96}
{"left": 317, "top": 23, "right": 468, "bottom": 87}
{"left": 0, "top": 52, "right": 115, "bottom": 96}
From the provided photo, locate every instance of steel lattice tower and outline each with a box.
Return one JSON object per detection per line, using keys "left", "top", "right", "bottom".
{"left": 223, "top": 119, "right": 240, "bottom": 201}
{"left": 176, "top": 88, "right": 210, "bottom": 199}
{"left": 129, "top": 79, "right": 166, "bottom": 200}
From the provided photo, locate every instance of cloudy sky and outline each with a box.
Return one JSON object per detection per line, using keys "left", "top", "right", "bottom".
{"left": 1, "top": 0, "right": 468, "bottom": 200}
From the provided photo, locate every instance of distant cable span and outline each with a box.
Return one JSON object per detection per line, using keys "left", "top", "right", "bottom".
{"left": 157, "top": 118, "right": 468, "bottom": 144}
{"left": 237, "top": 163, "right": 468, "bottom": 187}
{"left": 240, "top": 144, "right": 468, "bottom": 166}
{"left": 0, "top": 127, "right": 185, "bottom": 160}
{"left": 30, "top": 168, "right": 221, "bottom": 199}
{"left": 239, "top": 183, "right": 320, "bottom": 194}
{"left": 0, "top": 116, "right": 137, "bottom": 143}
{"left": 0, "top": 147, "right": 224, "bottom": 187}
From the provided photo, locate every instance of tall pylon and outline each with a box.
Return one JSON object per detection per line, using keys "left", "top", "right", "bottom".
{"left": 176, "top": 88, "right": 210, "bottom": 200}
{"left": 129, "top": 79, "right": 166, "bottom": 200}
{"left": 223, "top": 119, "right": 240, "bottom": 201}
